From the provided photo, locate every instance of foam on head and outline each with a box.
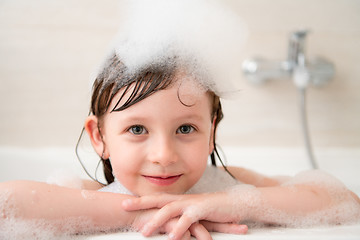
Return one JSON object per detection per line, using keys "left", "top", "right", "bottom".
{"left": 107, "top": 0, "right": 248, "bottom": 97}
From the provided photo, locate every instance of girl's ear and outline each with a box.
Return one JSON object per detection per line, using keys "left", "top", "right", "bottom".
{"left": 209, "top": 116, "right": 216, "bottom": 154}
{"left": 84, "top": 116, "right": 109, "bottom": 159}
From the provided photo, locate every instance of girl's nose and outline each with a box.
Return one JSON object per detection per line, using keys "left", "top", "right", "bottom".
{"left": 147, "top": 135, "right": 178, "bottom": 166}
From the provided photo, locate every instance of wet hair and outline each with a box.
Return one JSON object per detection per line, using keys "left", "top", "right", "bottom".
{"left": 76, "top": 53, "right": 233, "bottom": 185}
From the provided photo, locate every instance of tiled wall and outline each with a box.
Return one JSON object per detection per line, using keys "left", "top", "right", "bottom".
{"left": 0, "top": 0, "right": 359, "bottom": 148}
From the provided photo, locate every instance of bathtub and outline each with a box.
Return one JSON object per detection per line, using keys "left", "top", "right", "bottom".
{"left": 1, "top": 146, "right": 359, "bottom": 239}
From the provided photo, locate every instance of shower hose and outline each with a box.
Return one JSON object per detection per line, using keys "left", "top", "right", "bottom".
{"left": 298, "top": 88, "right": 319, "bottom": 169}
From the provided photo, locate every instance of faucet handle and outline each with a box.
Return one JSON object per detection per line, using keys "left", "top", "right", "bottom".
{"left": 287, "top": 30, "right": 310, "bottom": 67}
{"left": 291, "top": 30, "right": 309, "bottom": 41}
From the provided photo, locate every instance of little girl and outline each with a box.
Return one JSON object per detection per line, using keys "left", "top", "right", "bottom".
{"left": 1, "top": 0, "right": 359, "bottom": 239}
{"left": 1, "top": 50, "right": 359, "bottom": 240}
{"left": 82, "top": 52, "right": 360, "bottom": 240}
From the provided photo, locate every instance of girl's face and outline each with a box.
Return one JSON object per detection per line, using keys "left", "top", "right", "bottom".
{"left": 95, "top": 80, "right": 215, "bottom": 196}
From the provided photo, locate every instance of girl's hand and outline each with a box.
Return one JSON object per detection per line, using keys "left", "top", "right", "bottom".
{"left": 130, "top": 208, "right": 220, "bottom": 240}
{"left": 123, "top": 192, "right": 248, "bottom": 240}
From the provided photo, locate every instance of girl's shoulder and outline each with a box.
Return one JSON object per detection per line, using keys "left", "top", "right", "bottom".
{"left": 82, "top": 180, "right": 103, "bottom": 190}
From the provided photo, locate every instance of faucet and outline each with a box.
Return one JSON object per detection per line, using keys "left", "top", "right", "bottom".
{"left": 242, "top": 30, "right": 335, "bottom": 169}
{"left": 242, "top": 30, "right": 335, "bottom": 87}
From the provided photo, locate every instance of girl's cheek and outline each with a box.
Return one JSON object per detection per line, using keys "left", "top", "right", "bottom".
{"left": 185, "top": 144, "right": 209, "bottom": 165}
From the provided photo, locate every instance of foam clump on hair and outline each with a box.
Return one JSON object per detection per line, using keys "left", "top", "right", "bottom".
{"left": 111, "top": 0, "right": 248, "bottom": 97}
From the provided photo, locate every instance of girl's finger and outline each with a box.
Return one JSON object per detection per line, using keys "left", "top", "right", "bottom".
{"left": 168, "top": 214, "right": 198, "bottom": 240}
{"left": 179, "top": 230, "right": 191, "bottom": 240}
{"left": 122, "top": 194, "right": 181, "bottom": 211}
{"left": 159, "top": 217, "right": 191, "bottom": 240}
{"left": 201, "top": 221, "right": 248, "bottom": 235}
{"left": 142, "top": 203, "right": 184, "bottom": 236}
{"left": 188, "top": 222, "right": 212, "bottom": 240}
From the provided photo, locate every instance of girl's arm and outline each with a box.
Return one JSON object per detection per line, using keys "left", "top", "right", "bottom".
{"left": 0, "top": 180, "right": 247, "bottom": 238}
{"left": 122, "top": 168, "right": 360, "bottom": 240}
{"left": 0, "top": 180, "right": 138, "bottom": 233}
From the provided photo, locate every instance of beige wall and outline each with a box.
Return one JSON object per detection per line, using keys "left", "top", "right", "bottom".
{"left": 0, "top": 0, "right": 359, "bottom": 149}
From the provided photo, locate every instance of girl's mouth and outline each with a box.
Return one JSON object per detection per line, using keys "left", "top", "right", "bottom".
{"left": 143, "top": 174, "right": 182, "bottom": 186}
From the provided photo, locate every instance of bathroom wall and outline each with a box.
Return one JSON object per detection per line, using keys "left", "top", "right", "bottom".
{"left": 0, "top": 0, "right": 359, "bottom": 149}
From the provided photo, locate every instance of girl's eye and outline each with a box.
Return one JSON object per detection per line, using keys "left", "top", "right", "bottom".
{"left": 128, "top": 125, "right": 147, "bottom": 135}
{"left": 177, "top": 125, "right": 195, "bottom": 134}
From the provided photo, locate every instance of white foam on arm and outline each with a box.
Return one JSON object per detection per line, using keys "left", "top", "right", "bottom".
{"left": 226, "top": 170, "right": 360, "bottom": 227}
{"left": 0, "top": 180, "right": 137, "bottom": 239}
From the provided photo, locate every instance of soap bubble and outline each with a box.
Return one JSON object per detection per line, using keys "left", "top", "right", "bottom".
{"left": 103, "top": 0, "right": 248, "bottom": 98}
{"left": 226, "top": 171, "right": 360, "bottom": 228}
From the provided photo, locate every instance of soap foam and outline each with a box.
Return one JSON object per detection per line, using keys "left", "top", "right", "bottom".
{"left": 109, "top": 0, "right": 248, "bottom": 97}
{"left": 0, "top": 217, "right": 90, "bottom": 240}
{"left": 0, "top": 188, "right": 130, "bottom": 239}
{"left": 0, "top": 189, "right": 88, "bottom": 239}
{"left": 226, "top": 171, "right": 360, "bottom": 228}
{"left": 81, "top": 190, "right": 97, "bottom": 200}
{"left": 279, "top": 170, "right": 360, "bottom": 227}
{"left": 46, "top": 169, "right": 83, "bottom": 189}
{"left": 0, "top": 216, "right": 136, "bottom": 240}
